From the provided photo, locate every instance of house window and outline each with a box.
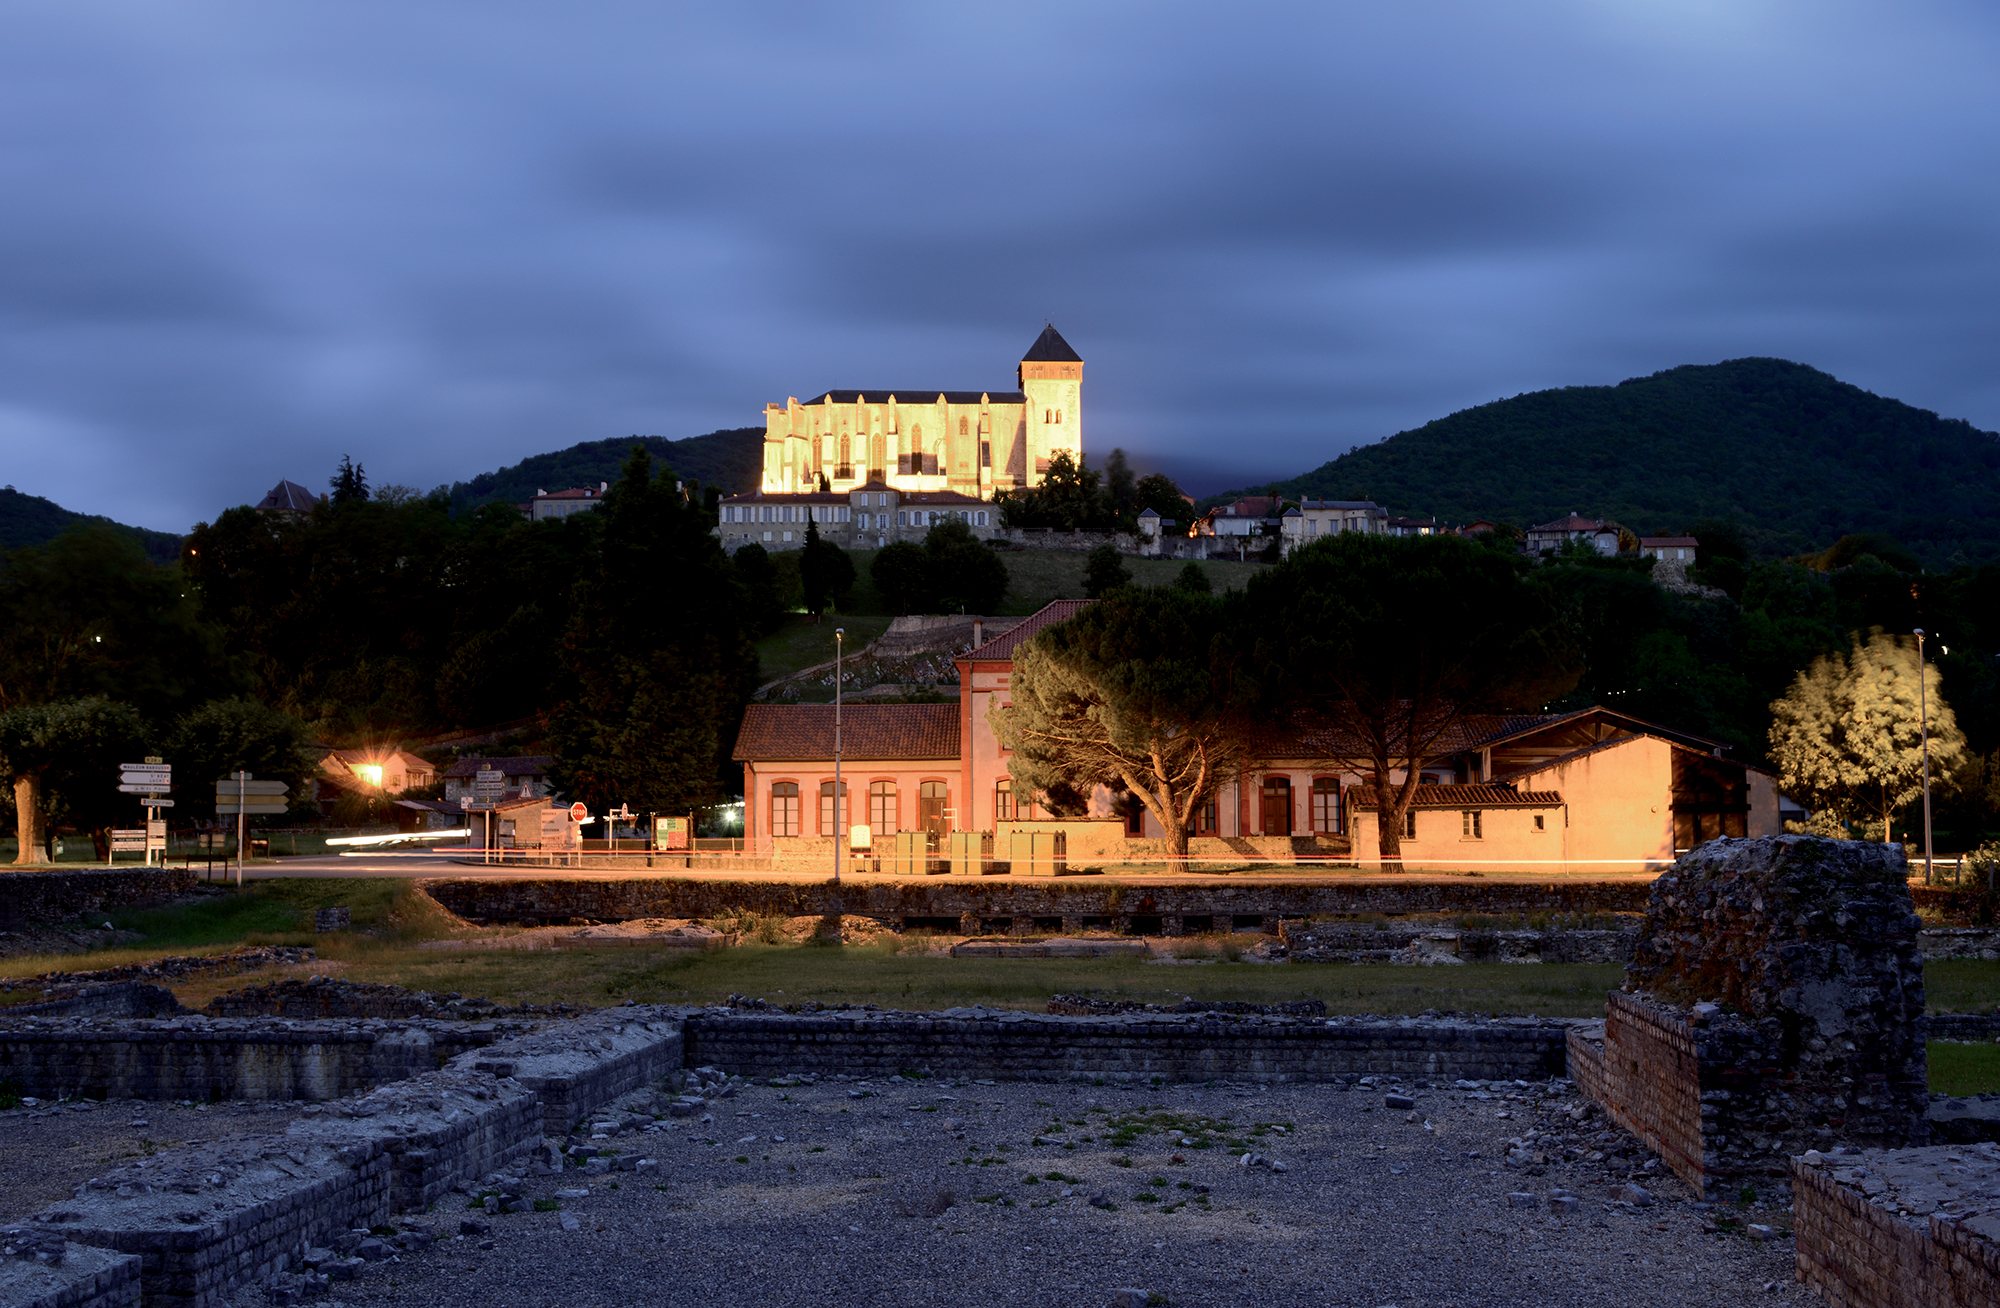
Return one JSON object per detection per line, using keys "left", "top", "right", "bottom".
{"left": 1533, "top": 813, "right": 1546, "bottom": 832}
{"left": 1403, "top": 809, "right": 1417, "bottom": 840}
{"left": 1122, "top": 792, "right": 1146, "bottom": 836}
{"left": 1187, "top": 796, "right": 1218, "bottom": 837}
{"left": 1461, "top": 810, "right": 1483, "bottom": 840}
{"left": 994, "top": 779, "right": 1014, "bottom": 822}
{"left": 1260, "top": 776, "right": 1293, "bottom": 836}
{"left": 819, "top": 781, "right": 847, "bottom": 837}
{"left": 868, "top": 781, "right": 898, "bottom": 833}
{"left": 770, "top": 782, "right": 800, "bottom": 838}
{"left": 1310, "top": 778, "right": 1340, "bottom": 834}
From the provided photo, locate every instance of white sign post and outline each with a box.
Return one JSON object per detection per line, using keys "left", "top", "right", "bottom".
{"left": 214, "top": 772, "right": 289, "bottom": 885}
{"left": 118, "top": 760, "right": 173, "bottom": 865}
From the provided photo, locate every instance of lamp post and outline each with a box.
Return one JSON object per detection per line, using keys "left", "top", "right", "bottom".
{"left": 833, "top": 626, "right": 844, "bottom": 886}
{"left": 1915, "top": 629, "right": 1935, "bottom": 884}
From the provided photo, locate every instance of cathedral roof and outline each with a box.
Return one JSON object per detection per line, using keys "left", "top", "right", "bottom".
{"left": 804, "top": 389, "right": 1027, "bottom": 406}
{"left": 1021, "top": 324, "right": 1081, "bottom": 363}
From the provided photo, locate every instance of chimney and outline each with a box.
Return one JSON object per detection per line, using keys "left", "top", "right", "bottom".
{"left": 971, "top": 619, "right": 985, "bottom": 649}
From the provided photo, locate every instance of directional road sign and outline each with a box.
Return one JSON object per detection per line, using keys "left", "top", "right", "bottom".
{"left": 216, "top": 800, "right": 288, "bottom": 815}
{"left": 215, "top": 779, "right": 289, "bottom": 797}
{"left": 121, "top": 765, "right": 171, "bottom": 783}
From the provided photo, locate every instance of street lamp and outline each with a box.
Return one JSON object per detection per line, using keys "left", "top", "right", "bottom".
{"left": 833, "top": 627, "right": 844, "bottom": 886}
{"left": 1915, "top": 629, "right": 1935, "bottom": 884}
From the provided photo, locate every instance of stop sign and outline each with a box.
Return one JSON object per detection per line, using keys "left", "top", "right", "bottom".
{"left": 569, "top": 801, "right": 589, "bottom": 823}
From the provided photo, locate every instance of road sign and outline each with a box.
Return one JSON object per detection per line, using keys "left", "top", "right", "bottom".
{"left": 110, "top": 829, "right": 147, "bottom": 853}
{"left": 472, "top": 768, "right": 505, "bottom": 804}
{"left": 215, "top": 779, "right": 289, "bottom": 797}
{"left": 119, "top": 783, "right": 169, "bottom": 794}
{"left": 568, "top": 801, "right": 589, "bottom": 823}
{"left": 216, "top": 799, "right": 288, "bottom": 815}
{"left": 142, "top": 798, "right": 175, "bottom": 808}
{"left": 122, "top": 765, "right": 170, "bottom": 782}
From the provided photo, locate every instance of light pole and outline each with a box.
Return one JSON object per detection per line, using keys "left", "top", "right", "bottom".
{"left": 1915, "top": 629, "right": 1935, "bottom": 884}
{"left": 833, "top": 626, "right": 844, "bottom": 886}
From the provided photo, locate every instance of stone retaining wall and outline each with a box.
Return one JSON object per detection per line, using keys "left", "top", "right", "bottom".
{"left": 0, "top": 870, "right": 197, "bottom": 931}
{"left": 683, "top": 1009, "right": 1571, "bottom": 1083}
{"left": 423, "top": 876, "right": 1654, "bottom": 931}
{"left": 0, "top": 984, "right": 185, "bottom": 1021}
{"left": 1574, "top": 993, "right": 1705, "bottom": 1187}
{"left": 1792, "top": 1146, "right": 2000, "bottom": 1308}
{"left": 0, "top": 1019, "right": 523, "bottom": 1102}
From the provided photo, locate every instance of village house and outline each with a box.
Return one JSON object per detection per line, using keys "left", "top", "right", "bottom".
{"left": 525, "top": 483, "right": 609, "bottom": 521}
{"left": 716, "top": 481, "right": 998, "bottom": 552}
{"left": 731, "top": 600, "right": 1780, "bottom": 872}
{"left": 1526, "top": 513, "right": 1626, "bottom": 556}
{"left": 441, "top": 754, "right": 556, "bottom": 806}
{"left": 1276, "top": 499, "right": 1388, "bottom": 555}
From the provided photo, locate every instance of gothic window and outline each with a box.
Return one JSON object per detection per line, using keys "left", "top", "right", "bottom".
{"left": 1055, "top": 409, "right": 1063, "bottom": 424}
{"left": 837, "top": 435, "right": 851, "bottom": 480}
{"left": 980, "top": 440, "right": 991, "bottom": 468}
{"left": 959, "top": 416, "right": 969, "bottom": 436}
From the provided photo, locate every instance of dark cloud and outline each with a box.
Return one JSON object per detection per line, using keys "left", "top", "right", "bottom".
{"left": 3, "top": 1, "right": 1999, "bottom": 532}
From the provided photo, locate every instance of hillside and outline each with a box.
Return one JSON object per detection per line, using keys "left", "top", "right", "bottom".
{"left": 447, "top": 427, "right": 763, "bottom": 514}
{"left": 1233, "top": 359, "right": 2000, "bottom": 562}
{"left": 0, "top": 486, "right": 182, "bottom": 563}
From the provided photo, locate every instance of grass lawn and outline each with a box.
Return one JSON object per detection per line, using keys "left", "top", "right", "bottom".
{"left": 1930, "top": 1040, "right": 2000, "bottom": 1097}
{"left": 7, "top": 880, "right": 1997, "bottom": 1094}
{"left": 754, "top": 613, "right": 892, "bottom": 685}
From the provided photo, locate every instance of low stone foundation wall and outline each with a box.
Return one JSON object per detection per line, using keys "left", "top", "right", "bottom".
{"left": 0, "top": 869, "right": 197, "bottom": 931}
{"left": 0, "top": 983, "right": 185, "bottom": 1021}
{"left": 468, "top": 1009, "right": 684, "bottom": 1136}
{"left": 0, "top": 1232, "right": 141, "bottom": 1308}
{"left": 32, "top": 1136, "right": 393, "bottom": 1308}
{"left": 1577, "top": 993, "right": 1706, "bottom": 1187}
{"left": 1792, "top": 1145, "right": 2000, "bottom": 1308}
{"left": 1283, "top": 921, "right": 1636, "bottom": 965}
{"left": 683, "top": 1009, "right": 1571, "bottom": 1083}
{"left": 423, "top": 876, "right": 1654, "bottom": 932}
{"left": 0, "top": 1018, "right": 525, "bottom": 1102}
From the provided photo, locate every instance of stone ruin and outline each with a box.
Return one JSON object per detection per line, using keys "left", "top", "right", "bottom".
{"left": 1568, "top": 835, "right": 2000, "bottom": 1307}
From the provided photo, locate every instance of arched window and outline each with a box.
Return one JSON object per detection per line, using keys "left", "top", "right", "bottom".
{"left": 1044, "top": 408, "right": 1053, "bottom": 423}
{"left": 819, "top": 781, "right": 847, "bottom": 836}
{"left": 994, "top": 779, "right": 1014, "bottom": 821}
{"left": 1311, "top": 778, "right": 1341, "bottom": 834}
{"left": 770, "top": 782, "right": 800, "bottom": 838}
{"left": 1055, "top": 409, "right": 1063, "bottom": 424}
{"left": 1260, "top": 775, "right": 1293, "bottom": 836}
{"left": 959, "top": 416, "right": 969, "bottom": 436}
{"left": 868, "top": 781, "right": 898, "bottom": 833}
{"left": 837, "top": 435, "right": 851, "bottom": 480}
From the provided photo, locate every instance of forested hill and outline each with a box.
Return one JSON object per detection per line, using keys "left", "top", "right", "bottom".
{"left": 447, "top": 427, "right": 762, "bottom": 514}
{"left": 0, "top": 486, "right": 182, "bottom": 563}
{"left": 1244, "top": 359, "right": 2000, "bottom": 563}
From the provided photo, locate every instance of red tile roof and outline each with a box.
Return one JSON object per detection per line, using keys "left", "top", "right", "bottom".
{"left": 964, "top": 599, "right": 1095, "bottom": 661}
{"left": 1348, "top": 784, "right": 1564, "bottom": 809}
{"left": 732, "top": 702, "right": 960, "bottom": 762}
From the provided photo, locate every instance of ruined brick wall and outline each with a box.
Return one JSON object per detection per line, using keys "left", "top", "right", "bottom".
{"left": 684, "top": 1010, "right": 1571, "bottom": 1083}
{"left": 1792, "top": 1147, "right": 2000, "bottom": 1308}
{"left": 0, "top": 1019, "right": 518, "bottom": 1101}
{"left": 0, "top": 869, "right": 196, "bottom": 930}
{"left": 1579, "top": 836, "right": 1930, "bottom": 1191}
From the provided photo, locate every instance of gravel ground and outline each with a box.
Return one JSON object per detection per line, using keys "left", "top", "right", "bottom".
{"left": 0, "top": 1097, "right": 302, "bottom": 1212}
{"left": 212, "top": 1074, "right": 1819, "bottom": 1308}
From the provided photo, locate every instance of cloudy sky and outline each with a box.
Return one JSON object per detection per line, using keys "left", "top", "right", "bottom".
{"left": 4, "top": 2, "right": 1997, "bottom": 533}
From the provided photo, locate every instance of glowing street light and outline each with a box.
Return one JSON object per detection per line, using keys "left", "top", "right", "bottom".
{"left": 1915, "top": 629, "right": 1935, "bottom": 884}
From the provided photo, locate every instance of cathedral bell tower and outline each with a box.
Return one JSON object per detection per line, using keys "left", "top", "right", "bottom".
{"left": 1017, "top": 323, "right": 1083, "bottom": 485}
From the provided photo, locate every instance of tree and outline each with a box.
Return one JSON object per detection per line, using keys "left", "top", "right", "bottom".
{"left": 1241, "top": 533, "right": 1580, "bottom": 863}
{"left": 1173, "top": 562, "right": 1211, "bottom": 594}
{"left": 549, "top": 446, "right": 757, "bottom": 816}
{"left": 870, "top": 541, "right": 933, "bottom": 615}
{"left": 994, "top": 452, "right": 1112, "bottom": 530}
{"left": 1134, "top": 473, "right": 1190, "bottom": 528}
{"left": 1769, "top": 630, "right": 1966, "bottom": 839}
{"left": 1103, "top": 448, "right": 1137, "bottom": 519}
{"left": 731, "top": 543, "right": 786, "bottom": 637}
{"left": 924, "top": 520, "right": 1008, "bottom": 614}
{"left": 165, "top": 699, "right": 316, "bottom": 804}
{"left": 992, "top": 588, "right": 1248, "bottom": 863}
{"left": 798, "top": 516, "right": 854, "bottom": 618}
{"left": 1083, "top": 544, "right": 1130, "bottom": 597}
{"left": 330, "top": 455, "right": 369, "bottom": 505}
{"left": 0, "top": 697, "right": 146, "bottom": 863}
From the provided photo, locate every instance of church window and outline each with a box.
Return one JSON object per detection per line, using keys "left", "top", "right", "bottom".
{"left": 837, "top": 435, "right": 851, "bottom": 481}
{"left": 980, "top": 440, "right": 991, "bottom": 468}
{"left": 1044, "top": 409, "right": 1052, "bottom": 423}
{"left": 1055, "top": 409, "right": 1063, "bottom": 424}
{"left": 959, "top": 417, "right": 969, "bottom": 437}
